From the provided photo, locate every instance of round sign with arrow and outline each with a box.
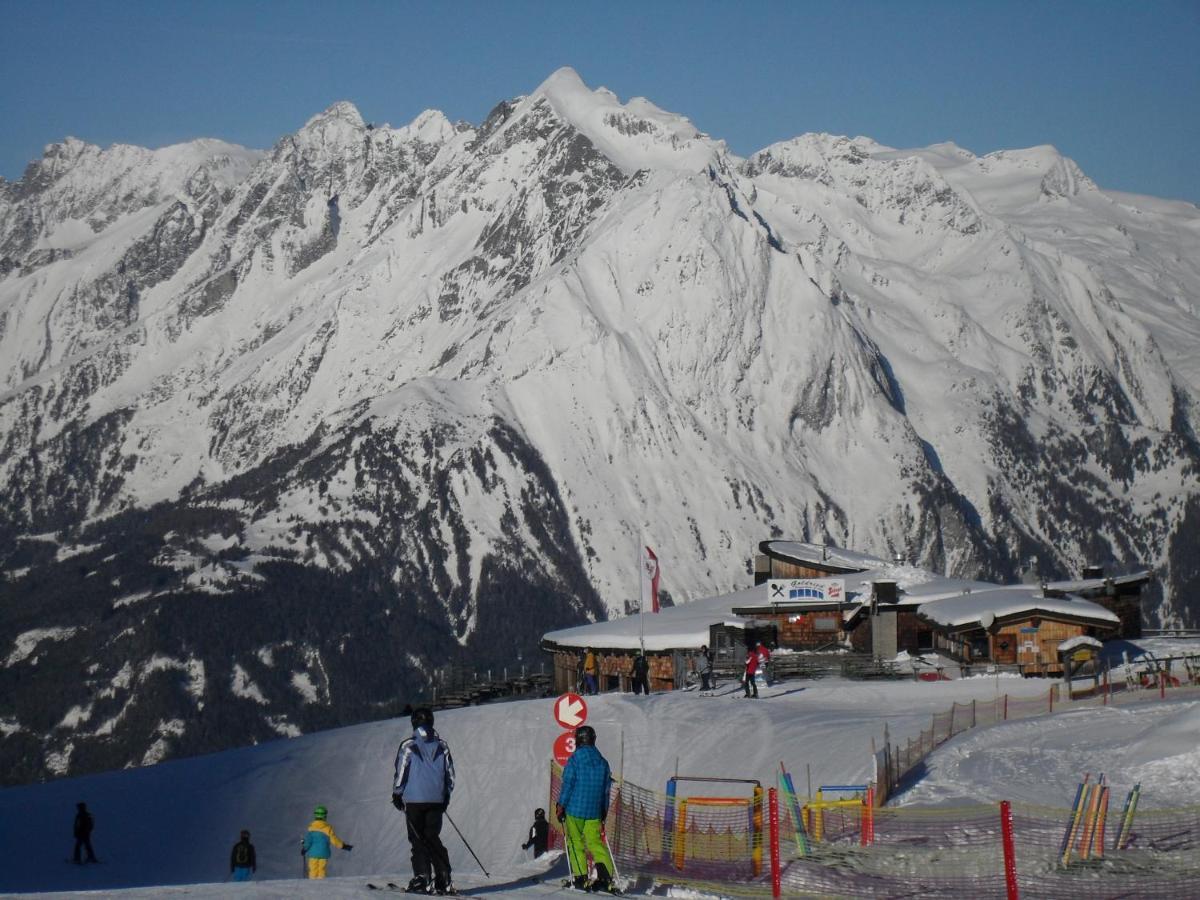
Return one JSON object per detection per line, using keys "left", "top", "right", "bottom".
{"left": 553, "top": 692, "right": 588, "bottom": 730}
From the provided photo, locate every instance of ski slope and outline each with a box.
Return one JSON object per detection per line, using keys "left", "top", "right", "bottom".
{"left": 3, "top": 665, "right": 1198, "bottom": 897}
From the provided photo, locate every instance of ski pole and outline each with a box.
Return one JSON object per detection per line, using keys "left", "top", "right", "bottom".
{"left": 445, "top": 812, "right": 490, "bottom": 878}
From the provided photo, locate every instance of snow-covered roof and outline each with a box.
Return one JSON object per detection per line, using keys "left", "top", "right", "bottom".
{"left": 1042, "top": 571, "right": 1153, "bottom": 594}
{"left": 544, "top": 542, "right": 1137, "bottom": 651}
{"left": 543, "top": 584, "right": 767, "bottom": 652}
{"left": 1058, "top": 635, "right": 1104, "bottom": 653}
{"left": 761, "top": 541, "right": 889, "bottom": 572}
{"left": 918, "top": 587, "right": 1120, "bottom": 630}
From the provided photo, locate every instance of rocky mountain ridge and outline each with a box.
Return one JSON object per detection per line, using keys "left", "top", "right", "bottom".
{"left": 2, "top": 67, "right": 1197, "bottom": 784}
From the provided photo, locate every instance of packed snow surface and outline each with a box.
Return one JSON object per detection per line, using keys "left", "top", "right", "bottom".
{"left": 0, "top": 677, "right": 1061, "bottom": 895}
{"left": 894, "top": 699, "right": 1200, "bottom": 809}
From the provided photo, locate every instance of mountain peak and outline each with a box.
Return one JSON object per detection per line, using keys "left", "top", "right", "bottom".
{"left": 517, "top": 68, "right": 714, "bottom": 174}
{"left": 533, "top": 66, "right": 589, "bottom": 98}
{"left": 302, "top": 101, "right": 365, "bottom": 132}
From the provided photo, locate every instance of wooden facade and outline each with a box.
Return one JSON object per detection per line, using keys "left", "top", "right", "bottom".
{"left": 931, "top": 614, "right": 1110, "bottom": 676}
{"left": 730, "top": 607, "right": 842, "bottom": 650}
{"left": 550, "top": 647, "right": 682, "bottom": 694}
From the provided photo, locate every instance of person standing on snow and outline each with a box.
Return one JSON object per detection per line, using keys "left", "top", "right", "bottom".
{"left": 582, "top": 648, "right": 598, "bottom": 695}
{"left": 556, "top": 724, "right": 617, "bottom": 893}
{"left": 631, "top": 652, "right": 650, "bottom": 695}
{"left": 742, "top": 646, "right": 759, "bottom": 698}
{"left": 756, "top": 641, "right": 772, "bottom": 687}
{"left": 301, "top": 805, "right": 352, "bottom": 879}
{"left": 393, "top": 707, "right": 456, "bottom": 895}
{"left": 697, "top": 645, "right": 714, "bottom": 693}
{"left": 72, "top": 802, "right": 98, "bottom": 864}
{"left": 229, "top": 829, "right": 256, "bottom": 881}
{"left": 522, "top": 807, "right": 550, "bottom": 857}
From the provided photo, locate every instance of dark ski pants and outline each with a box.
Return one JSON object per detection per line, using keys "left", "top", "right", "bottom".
{"left": 405, "top": 802, "right": 451, "bottom": 885}
{"left": 700, "top": 672, "right": 712, "bottom": 691}
{"left": 73, "top": 836, "right": 97, "bottom": 863}
{"left": 743, "top": 674, "right": 758, "bottom": 697}
{"left": 632, "top": 674, "right": 650, "bottom": 694}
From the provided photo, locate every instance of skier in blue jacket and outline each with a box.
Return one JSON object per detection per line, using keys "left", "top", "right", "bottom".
{"left": 393, "top": 707, "right": 456, "bottom": 895}
{"left": 556, "top": 725, "right": 616, "bottom": 893}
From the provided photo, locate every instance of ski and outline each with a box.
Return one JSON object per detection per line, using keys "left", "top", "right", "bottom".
{"left": 559, "top": 878, "right": 624, "bottom": 894}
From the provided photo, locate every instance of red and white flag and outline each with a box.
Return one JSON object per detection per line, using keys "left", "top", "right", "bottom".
{"left": 640, "top": 546, "right": 660, "bottom": 614}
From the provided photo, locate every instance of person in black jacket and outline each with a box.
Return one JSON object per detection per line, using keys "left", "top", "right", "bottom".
{"left": 72, "top": 802, "right": 98, "bottom": 864}
{"left": 230, "top": 829, "right": 256, "bottom": 881}
{"left": 631, "top": 652, "right": 651, "bottom": 695}
{"left": 521, "top": 808, "right": 550, "bottom": 857}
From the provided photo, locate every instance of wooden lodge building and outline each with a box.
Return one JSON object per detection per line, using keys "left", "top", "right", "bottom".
{"left": 541, "top": 541, "right": 1152, "bottom": 692}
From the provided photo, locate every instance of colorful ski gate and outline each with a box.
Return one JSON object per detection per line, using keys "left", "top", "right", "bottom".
{"left": 550, "top": 760, "right": 1200, "bottom": 898}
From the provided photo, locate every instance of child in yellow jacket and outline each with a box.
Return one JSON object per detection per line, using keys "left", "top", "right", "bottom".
{"left": 300, "top": 805, "right": 352, "bottom": 878}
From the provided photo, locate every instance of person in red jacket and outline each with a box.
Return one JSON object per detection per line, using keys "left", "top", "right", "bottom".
{"left": 742, "top": 647, "right": 759, "bottom": 698}
{"left": 756, "top": 641, "right": 772, "bottom": 687}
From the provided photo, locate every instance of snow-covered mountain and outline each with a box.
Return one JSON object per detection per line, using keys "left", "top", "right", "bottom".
{"left": 2, "top": 68, "right": 1198, "bottom": 784}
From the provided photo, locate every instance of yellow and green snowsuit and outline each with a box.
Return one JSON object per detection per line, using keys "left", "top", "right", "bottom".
{"left": 302, "top": 819, "right": 346, "bottom": 879}
{"left": 558, "top": 744, "right": 615, "bottom": 882}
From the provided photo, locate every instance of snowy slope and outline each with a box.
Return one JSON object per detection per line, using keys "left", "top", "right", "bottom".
{"left": 2, "top": 67, "right": 1199, "bottom": 782}
{"left": 0, "top": 676, "right": 1056, "bottom": 895}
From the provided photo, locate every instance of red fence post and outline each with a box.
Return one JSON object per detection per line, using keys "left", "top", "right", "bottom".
{"left": 1160, "top": 670, "right": 1166, "bottom": 700}
{"left": 768, "top": 787, "right": 781, "bottom": 899}
{"left": 1000, "top": 800, "right": 1019, "bottom": 900}
{"left": 864, "top": 786, "right": 875, "bottom": 845}
{"left": 1003, "top": 694, "right": 1009, "bottom": 720}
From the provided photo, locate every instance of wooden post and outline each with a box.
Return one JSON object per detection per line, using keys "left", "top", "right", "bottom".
{"left": 1001, "top": 801, "right": 1019, "bottom": 900}
{"left": 1003, "top": 693, "right": 1009, "bottom": 720}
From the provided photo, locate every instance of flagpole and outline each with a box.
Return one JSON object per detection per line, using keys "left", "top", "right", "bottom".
{"left": 638, "top": 525, "right": 645, "bottom": 656}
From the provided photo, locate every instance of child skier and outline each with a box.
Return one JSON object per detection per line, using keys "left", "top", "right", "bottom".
{"left": 556, "top": 725, "right": 618, "bottom": 893}
{"left": 522, "top": 807, "right": 550, "bottom": 857}
{"left": 301, "top": 805, "right": 352, "bottom": 879}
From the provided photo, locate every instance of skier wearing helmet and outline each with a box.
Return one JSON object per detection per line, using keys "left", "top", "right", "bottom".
{"left": 393, "top": 706, "right": 456, "bottom": 895}
{"left": 555, "top": 724, "right": 617, "bottom": 893}
{"left": 300, "top": 805, "right": 352, "bottom": 879}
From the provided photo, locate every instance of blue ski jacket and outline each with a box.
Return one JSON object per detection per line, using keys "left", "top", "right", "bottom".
{"left": 393, "top": 727, "right": 455, "bottom": 805}
{"left": 558, "top": 744, "right": 612, "bottom": 820}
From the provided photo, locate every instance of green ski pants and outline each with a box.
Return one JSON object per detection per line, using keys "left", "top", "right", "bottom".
{"left": 564, "top": 814, "right": 615, "bottom": 879}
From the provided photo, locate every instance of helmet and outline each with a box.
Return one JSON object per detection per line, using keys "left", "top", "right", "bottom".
{"left": 313, "top": 805, "right": 327, "bottom": 820}
{"left": 574, "top": 724, "right": 596, "bottom": 746}
{"left": 411, "top": 707, "right": 434, "bottom": 730}
{"left": 535, "top": 807, "right": 546, "bottom": 819}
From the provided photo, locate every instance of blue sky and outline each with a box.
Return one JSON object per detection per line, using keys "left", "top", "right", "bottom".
{"left": 1, "top": 0, "right": 1197, "bottom": 202}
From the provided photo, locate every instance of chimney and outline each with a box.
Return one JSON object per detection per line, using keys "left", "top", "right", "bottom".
{"left": 754, "top": 554, "right": 770, "bottom": 585}
{"left": 873, "top": 580, "right": 899, "bottom": 604}
{"left": 1020, "top": 555, "right": 1040, "bottom": 585}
